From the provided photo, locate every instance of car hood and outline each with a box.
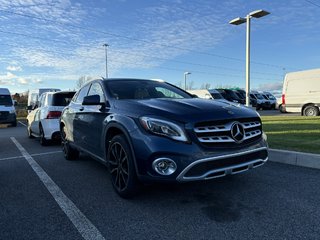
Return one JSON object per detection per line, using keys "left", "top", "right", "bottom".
{"left": 113, "top": 98, "right": 259, "bottom": 123}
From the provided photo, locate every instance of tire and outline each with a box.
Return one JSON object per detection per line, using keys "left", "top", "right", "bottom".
{"left": 303, "top": 105, "right": 319, "bottom": 116}
{"left": 39, "top": 125, "right": 48, "bottom": 146}
{"left": 107, "top": 135, "right": 139, "bottom": 198}
{"left": 61, "top": 125, "right": 79, "bottom": 160}
{"left": 279, "top": 104, "right": 286, "bottom": 113}
{"left": 27, "top": 121, "right": 35, "bottom": 138}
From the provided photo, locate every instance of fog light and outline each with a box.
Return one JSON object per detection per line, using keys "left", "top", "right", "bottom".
{"left": 152, "top": 158, "right": 177, "bottom": 175}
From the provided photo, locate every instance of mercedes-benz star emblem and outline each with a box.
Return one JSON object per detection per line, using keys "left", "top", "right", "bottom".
{"left": 231, "top": 122, "right": 245, "bottom": 142}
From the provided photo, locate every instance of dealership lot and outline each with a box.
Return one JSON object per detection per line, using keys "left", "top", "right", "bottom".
{"left": 1, "top": 122, "right": 320, "bottom": 240}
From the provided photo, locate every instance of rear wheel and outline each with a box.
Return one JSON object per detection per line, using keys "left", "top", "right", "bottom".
{"left": 61, "top": 125, "right": 79, "bottom": 160}
{"left": 39, "top": 125, "right": 48, "bottom": 146}
{"left": 303, "top": 105, "right": 319, "bottom": 116}
{"left": 107, "top": 135, "right": 139, "bottom": 198}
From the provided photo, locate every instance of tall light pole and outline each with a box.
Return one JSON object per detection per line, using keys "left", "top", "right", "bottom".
{"left": 184, "top": 72, "right": 191, "bottom": 90}
{"left": 229, "top": 10, "right": 270, "bottom": 107}
{"left": 103, "top": 43, "right": 109, "bottom": 79}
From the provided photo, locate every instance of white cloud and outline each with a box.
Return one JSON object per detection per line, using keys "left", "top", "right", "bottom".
{"left": 6, "top": 65, "right": 22, "bottom": 71}
{"left": 17, "top": 77, "right": 28, "bottom": 85}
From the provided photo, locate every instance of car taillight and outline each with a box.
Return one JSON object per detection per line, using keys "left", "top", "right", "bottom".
{"left": 46, "top": 111, "right": 61, "bottom": 119}
{"left": 282, "top": 94, "right": 285, "bottom": 105}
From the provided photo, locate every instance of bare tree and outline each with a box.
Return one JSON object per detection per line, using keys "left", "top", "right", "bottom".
{"left": 200, "top": 83, "right": 211, "bottom": 89}
{"left": 76, "top": 75, "right": 94, "bottom": 89}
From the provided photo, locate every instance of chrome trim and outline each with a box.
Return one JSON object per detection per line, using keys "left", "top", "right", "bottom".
{"left": 176, "top": 147, "right": 268, "bottom": 182}
{"left": 194, "top": 121, "right": 261, "bottom": 143}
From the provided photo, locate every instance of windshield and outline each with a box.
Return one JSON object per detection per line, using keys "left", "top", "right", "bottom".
{"left": 104, "top": 80, "right": 192, "bottom": 100}
{"left": 0, "top": 95, "right": 13, "bottom": 106}
{"left": 255, "top": 94, "right": 264, "bottom": 99}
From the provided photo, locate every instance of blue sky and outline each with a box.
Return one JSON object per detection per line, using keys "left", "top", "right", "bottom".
{"left": 0, "top": 0, "right": 320, "bottom": 95}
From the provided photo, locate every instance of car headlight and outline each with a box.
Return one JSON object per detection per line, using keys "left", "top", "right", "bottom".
{"left": 140, "top": 117, "right": 188, "bottom": 142}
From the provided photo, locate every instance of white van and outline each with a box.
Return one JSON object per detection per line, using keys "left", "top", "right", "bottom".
{"left": 0, "top": 88, "right": 17, "bottom": 127}
{"left": 187, "top": 89, "right": 213, "bottom": 99}
{"left": 28, "top": 88, "right": 60, "bottom": 111}
{"left": 282, "top": 68, "right": 320, "bottom": 116}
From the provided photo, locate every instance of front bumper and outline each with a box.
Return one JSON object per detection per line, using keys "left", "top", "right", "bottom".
{"left": 0, "top": 112, "right": 16, "bottom": 124}
{"left": 176, "top": 147, "right": 268, "bottom": 182}
{"left": 130, "top": 128, "right": 268, "bottom": 183}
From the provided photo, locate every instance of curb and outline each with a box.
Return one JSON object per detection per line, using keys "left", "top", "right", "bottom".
{"left": 268, "top": 148, "right": 320, "bottom": 170}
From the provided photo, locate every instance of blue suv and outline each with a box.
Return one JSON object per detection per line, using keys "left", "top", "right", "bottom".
{"left": 60, "top": 78, "right": 268, "bottom": 198}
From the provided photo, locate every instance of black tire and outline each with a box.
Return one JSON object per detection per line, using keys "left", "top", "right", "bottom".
{"left": 39, "top": 125, "right": 48, "bottom": 146}
{"left": 279, "top": 104, "right": 286, "bottom": 113}
{"left": 107, "top": 135, "right": 139, "bottom": 198}
{"left": 61, "top": 125, "right": 79, "bottom": 160}
{"left": 27, "top": 121, "right": 35, "bottom": 138}
{"left": 303, "top": 105, "right": 319, "bottom": 116}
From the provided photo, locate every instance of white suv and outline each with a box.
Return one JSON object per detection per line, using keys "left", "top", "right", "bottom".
{"left": 27, "top": 91, "right": 75, "bottom": 145}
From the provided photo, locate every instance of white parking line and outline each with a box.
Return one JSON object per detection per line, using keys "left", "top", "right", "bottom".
{"left": 18, "top": 121, "right": 27, "bottom": 127}
{"left": 0, "top": 151, "right": 62, "bottom": 162}
{"left": 11, "top": 137, "right": 105, "bottom": 240}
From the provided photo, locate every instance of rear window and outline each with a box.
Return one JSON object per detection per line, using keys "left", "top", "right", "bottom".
{"left": 52, "top": 92, "right": 75, "bottom": 106}
{"left": 0, "top": 95, "right": 13, "bottom": 106}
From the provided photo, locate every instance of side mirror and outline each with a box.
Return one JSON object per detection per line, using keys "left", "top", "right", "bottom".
{"left": 82, "top": 95, "right": 101, "bottom": 105}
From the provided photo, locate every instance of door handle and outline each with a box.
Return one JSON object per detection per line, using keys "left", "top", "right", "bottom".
{"left": 79, "top": 107, "right": 84, "bottom": 111}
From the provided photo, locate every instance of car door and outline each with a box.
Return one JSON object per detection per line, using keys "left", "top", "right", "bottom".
{"left": 71, "top": 84, "right": 90, "bottom": 148}
{"left": 30, "top": 94, "right": 46, "bottom": 135}
{"left": 79, "top": 82, "right": 110, "bottom": 158}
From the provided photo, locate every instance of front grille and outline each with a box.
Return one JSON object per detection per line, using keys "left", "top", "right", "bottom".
{"left": 0, "top": 111, "right": 9, "bottom": 120}
{"left": 193, "top": 117, "right": 262, "bottom": 148}
{"left": 184, "top": 149, "right": 268, "bottom": 178}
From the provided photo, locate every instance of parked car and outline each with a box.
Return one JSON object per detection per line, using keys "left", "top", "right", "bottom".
{"left": 27, "top": 91, "right": 75, "bottom": 145}
{"left": 208, "top": 89, "right": 224, "bottom": 100}
{"left": 60, "top": 78, "right": 268, "bottom": 198}
{"left": 261, "top": 92, "right": 277, "bottom": 110}
{"left": 251, "top": 91, "right": 271, "bottom": 110}
{"left": 215, "top": 89, "right": 243, "bottom": 103}
{"left": 234, "top": 89, "right": 258, "bottom": 108}
{"left": 0, "top": 88, "right": 17, "bottom": 127}
{"left": 28, "top": 88, "right": 61, "bottom": 112}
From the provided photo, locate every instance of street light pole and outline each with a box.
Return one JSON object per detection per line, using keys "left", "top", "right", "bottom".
{"left": 103, "top": 43, "right": 109, "bottom": 79}
{"left": 184, "top": 72, "right": 191, "bottom": 90}
{"left": 229, "top": 10, "right": 270, "bottom": 107}
{"left": 245, "top": 15, "right": 251, "bottom": 107}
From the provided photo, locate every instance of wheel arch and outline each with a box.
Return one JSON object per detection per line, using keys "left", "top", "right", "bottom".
{"left": 104, "top": 122, "right": 139, "bottom": 176}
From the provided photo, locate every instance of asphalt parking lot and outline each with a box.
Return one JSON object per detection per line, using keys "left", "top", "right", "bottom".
{"left": 1, "top": 122, "right": 320, "bottom": 240}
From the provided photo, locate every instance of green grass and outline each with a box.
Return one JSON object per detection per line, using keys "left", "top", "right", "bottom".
{"left": 261, "top": 116, "right": 320, "bottom": 154}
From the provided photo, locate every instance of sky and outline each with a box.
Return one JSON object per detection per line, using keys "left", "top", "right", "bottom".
{"left": 0, "top": 0, "right": 320, "bottom": 96}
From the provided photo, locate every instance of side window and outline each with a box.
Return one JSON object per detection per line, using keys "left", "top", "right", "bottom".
{"left": 87, "top": 82, "right": 105, "bottom": 102}
{"left": 75, "top": 84, "right": 90, "bottom": 103}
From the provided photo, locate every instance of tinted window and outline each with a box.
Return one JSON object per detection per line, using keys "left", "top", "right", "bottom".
{"left": 75, "top": 85, "right": 90, "bottom": 103}
{"left": 0, "top": 95, "right": 13, "bottom": 106}
{"left": 52, "top": 92, "right": 76, "bottom": 106}
{"left": 210, "top": 93, "right": 223, "bottom": 99}
{"left": 105, "top": 80, "right": 191, "bottom": 100}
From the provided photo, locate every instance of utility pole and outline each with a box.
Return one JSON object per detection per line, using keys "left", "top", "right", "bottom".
{"left": 103, "top": 43, "right": 109, "bottom": 79}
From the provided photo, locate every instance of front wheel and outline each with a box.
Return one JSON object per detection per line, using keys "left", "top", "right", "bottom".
{"left": 107, "top": 135, "right": 139, "bottom": 198}
{"left": 303, "top": 105, "right": 319, "bottom": 116}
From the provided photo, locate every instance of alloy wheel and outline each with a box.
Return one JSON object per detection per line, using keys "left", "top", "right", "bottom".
{"left": 109, "top": 142, "right": 129, "bottom": 192}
